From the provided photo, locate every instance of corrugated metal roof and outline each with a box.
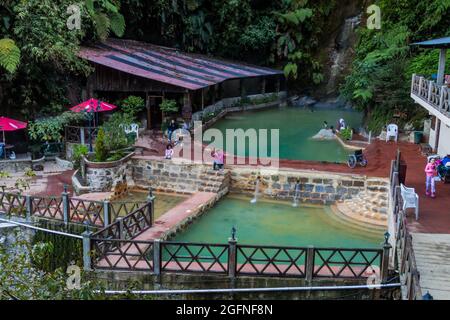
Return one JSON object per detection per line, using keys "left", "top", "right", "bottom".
{"left": 78, "top": 39, "right": 283, "bottom": 90}
{"left": 411, "top": 37, "right": 450, "bottom": 49}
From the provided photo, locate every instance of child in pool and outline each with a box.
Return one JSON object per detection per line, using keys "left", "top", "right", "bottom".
{"left": 425, "top": 157, "right": 437, "bottom": 198}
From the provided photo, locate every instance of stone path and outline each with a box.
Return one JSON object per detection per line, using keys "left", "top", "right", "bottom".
{"left": 412, "top": 233, "right": 450, "bottom": 300}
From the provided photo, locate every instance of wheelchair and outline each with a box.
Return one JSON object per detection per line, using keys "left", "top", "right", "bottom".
{"left": 347, "top": 149, "right": 368, "bottom": 168}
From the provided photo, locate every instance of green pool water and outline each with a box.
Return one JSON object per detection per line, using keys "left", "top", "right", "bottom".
{"left": 113, "top": 191, "right": 186, "bottom": 220}
{"left": 209, "top": 107, "right": 363, "bottom": 162}
{"left": 172, "top": 196, "right": 383, "bottom": 248}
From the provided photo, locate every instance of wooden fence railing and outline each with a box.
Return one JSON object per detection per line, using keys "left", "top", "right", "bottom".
{"left": 0, "top": 190, "right": 147, "bottom": 229}
{"left": 89, "top": 235, "right": 390, "bottom": 281}
{"left": 411, "top": 74, "right": 450, "bottom": 116}
{"left": 389, "top": 154, "right": 423, "bottom": 300}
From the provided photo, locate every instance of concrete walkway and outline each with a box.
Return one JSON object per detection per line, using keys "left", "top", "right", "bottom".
{"left": 412, "top": 233, "right": 450, "bottom": 300}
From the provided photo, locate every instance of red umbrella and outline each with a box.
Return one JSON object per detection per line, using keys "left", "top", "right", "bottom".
{"left": 70, "top": 98, "right": 117, "bottom": 113}
{"left": 0, "top": 116, "right": 28, "bottom": 159}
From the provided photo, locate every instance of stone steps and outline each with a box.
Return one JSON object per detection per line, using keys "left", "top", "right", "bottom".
{"left": 328, "top": 205, "right": 386, "bottom": 237}
{"left": 335, "top": 187, "right": 389, "bottom": 228}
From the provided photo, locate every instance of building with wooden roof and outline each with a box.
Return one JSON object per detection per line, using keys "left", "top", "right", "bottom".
{"left": 79, "top": 39, "right": 286, "bottom": 129}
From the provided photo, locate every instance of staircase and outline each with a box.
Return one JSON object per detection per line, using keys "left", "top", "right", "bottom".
{"left": 335, "top": 179, "right": 389, "bottom": 229}
{"left": 199, "top": 169, "right": 231, "bottom": 196}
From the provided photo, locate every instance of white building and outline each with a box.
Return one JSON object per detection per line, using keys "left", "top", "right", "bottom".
{"left": 410, "top": 37, "right": 450, "bottom": 156}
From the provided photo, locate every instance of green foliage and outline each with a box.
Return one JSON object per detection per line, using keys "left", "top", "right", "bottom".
{"left": 120, "top": 95, "right": 145, "bottom": 120}
{"left": 0, "top": 38, "right": 20, "bottom": 73}
{"left": 28, "top": 112, "right": 84, "bottom": 142}
{"left": 339, "top": 127, "right": 352, "bottom": 140}
{"left": 72, "top": 144, "right": 88, "bottom": 169}
{"left": 0, "top": 170, "right": 11, "bottom": 179}
{"left": 159, "top": 99, "right": 178, "bottom": 113}
{"left": 24, "top": 169, "right": 36, "bottom": 178}
{"left": 341, "top": 0, "right": 450, "bottom": 132}
{"left": 0, "top": 233, "right": 106, "bottom": 299}
{"left": 99, "top": 112, "right": 134, "bottom": 157}
{"left": 32, "top": 224, "right": 84, "bottom": 272}
{"left": 85, "top": 0, "right": 126, "bottom": 41}
{"left": 94, "top": 127, "right": 108, "bottom": 162}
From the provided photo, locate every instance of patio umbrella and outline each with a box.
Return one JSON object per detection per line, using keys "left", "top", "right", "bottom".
{"left": 70, "top": 98, "right": 117, "bottom": 113}
{"left": 0, "top": 116, "right": 28, "bottom": 159}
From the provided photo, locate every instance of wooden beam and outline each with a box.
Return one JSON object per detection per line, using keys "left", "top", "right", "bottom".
{"left": 182, "top": 92, "right": 192, "bottom": 120}
{"left": 437, "top": 49, "right": 447, "bottom": 86}
{"left": 146, "top": 92, "right": 152, "bottom": 130}
{"left": 434, "top": 118, "right": 441, "bottom": 153}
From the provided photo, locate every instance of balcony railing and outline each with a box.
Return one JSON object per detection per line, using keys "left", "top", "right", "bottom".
{"left": 411, "top": 74, "right": 450, "bottom": 118}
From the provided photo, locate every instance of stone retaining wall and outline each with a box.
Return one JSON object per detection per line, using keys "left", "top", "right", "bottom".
{"left": 130, "top": 157, "right": 230, "bottom": 195}
{"left": 191, "top": 91, "right": 288, "bottom": 122}
{"left": 84, "top": 153, "right": 135, "bottom": 192}
{"left": 229, "top": 167, "right": 388, "bottom": 205}
{"left": 0, "top": 158, "right": 33, "bottom": 173}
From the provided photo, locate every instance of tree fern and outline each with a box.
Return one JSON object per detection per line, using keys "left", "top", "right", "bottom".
{"left": 0, "top": 38, "right": 20, "bottom": 73}
{"left": 109, "top": 12, "right": 125, "bottom": 37}
{"left": 93, "top": 13, "right": 110, "bottom": 41}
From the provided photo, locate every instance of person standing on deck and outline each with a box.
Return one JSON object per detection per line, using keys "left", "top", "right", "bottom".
{"left": 167, "top": 119, "right": 178, "bottom": 142}
{"left": 425, "top": 158, "right": 438, "bottom": 198}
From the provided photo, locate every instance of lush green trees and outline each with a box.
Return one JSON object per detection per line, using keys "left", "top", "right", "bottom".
{"left": 341, "top": 0, "right": 450, "bottom": 132}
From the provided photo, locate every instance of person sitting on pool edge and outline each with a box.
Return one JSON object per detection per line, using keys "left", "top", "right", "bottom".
{"left": 164, "top": 144, "right": 173, "bottom": 160}
{"left": 212, "top": 148, "right": 224, "bottom": 171}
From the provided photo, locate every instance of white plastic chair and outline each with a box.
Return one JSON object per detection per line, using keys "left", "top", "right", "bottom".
{"left": 386, "top": 124, "right": 398, "bottom": 142}
{"left": 400, "top": 183, "right": 419, "bottom": 220}
{"left": 121, "top": 123, "right": 139, "bottom": 139}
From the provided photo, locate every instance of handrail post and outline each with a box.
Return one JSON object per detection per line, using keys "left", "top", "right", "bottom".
{"left": 381, "top": 232, "right": 392, "bottom": 284}
{"left": 305, "top": 246, "right": 315, "bottom": 282}
{"left": 153, "top": 239, "right": 161, "bottom": 276}
{"left": 25, "top": 195, "right": 33, "bottom": 222}
{"left": 117, "top": 217, "right": 124, "bottom": 239}
{"left": 103, "top": 200, "right": 110, "bottom": 227}
{"left": 62, "top": 188, "right": 69, "bottom": 224}
{"left": 228, "top": 237, "right": 237, "bottom": 279}
{"left": 82, "top": 230, "right": 93, "bottom": 271}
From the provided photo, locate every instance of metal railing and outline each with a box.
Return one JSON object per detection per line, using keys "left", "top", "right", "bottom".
{"left": 65, "top": 126, "right": 99, "bottom": 144}
{"left": 411, "top": 74, "right": 450, "bottom": 117}
{"left": 389, "top": 153, "right": 423, "bottom": 300}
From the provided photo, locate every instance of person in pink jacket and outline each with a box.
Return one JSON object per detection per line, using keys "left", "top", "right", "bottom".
{"left": 425, "top": 158, "right": 437, "bottom": 198}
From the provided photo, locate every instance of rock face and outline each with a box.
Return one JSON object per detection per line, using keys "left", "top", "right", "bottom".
{"left": 312, "top": 0, "right": 365, "bottom": 98}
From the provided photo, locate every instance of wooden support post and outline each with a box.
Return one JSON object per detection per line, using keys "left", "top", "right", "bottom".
{"left": 153, "top": 239, "right": 161, "bottom": 276}
{"left": 305, "top": 246, "right": 315, "bottom": 282}
{"left": 228, "top": 237, "right": 237, "bottom": 279}
{"left": 201, "top": 89, "right": 204, "bottom": 111}
{"left": 381, "top": 232, "right": 392, "bottom": 284}
{"left": 103, "top": 200, "right": 110, "bottom": 227}
{"left": 25, "top": 195, "right": 33, "bottom": 222}
{"left": 275, "top": 76, "right": 281, "bottom": 93}
{"left": 62, "top": 190, "right": 69, "bottom": 225}
{"left": 146, "top": 92, "right": 152, "bottom": 130}
{"left": 82, "top": 231, "right": 93, "bottom": 271}
{"left": 117, "top": 217, "right": 124, "bottom": 239}
{"left": 437, "top": 49, "right": 447, "bottom": 86}
{"left": 182, "top": 91, "right": 192, "bottom": 120}
{"left": 261, "top": 78, "right": 266, "bottom": 94}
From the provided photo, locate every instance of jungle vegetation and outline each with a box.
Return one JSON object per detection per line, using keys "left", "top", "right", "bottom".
{"left": 0, "top": 0, "right": 450, "bottom": 132}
